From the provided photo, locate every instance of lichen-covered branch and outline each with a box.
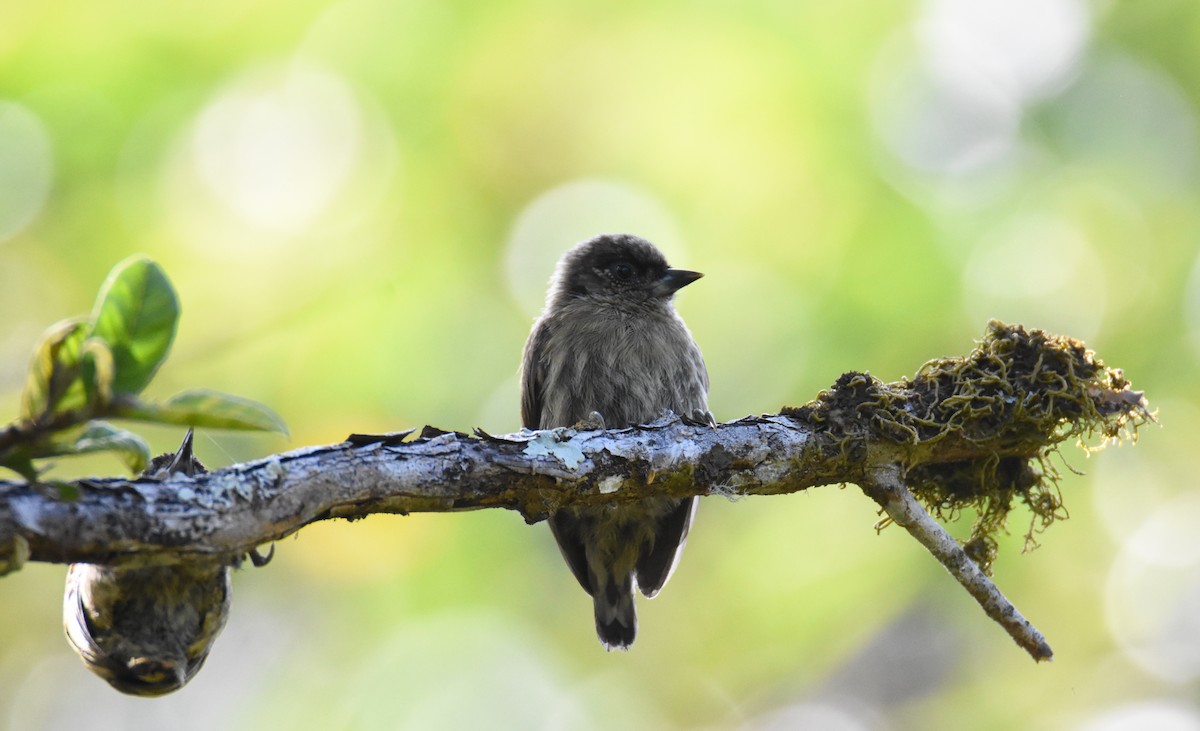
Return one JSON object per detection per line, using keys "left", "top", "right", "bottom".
{"left": 0, "top": 414, "right": 837, "bottom": 567}
{"left": 0, "top": 321, "right": 1153, "bottom": 662}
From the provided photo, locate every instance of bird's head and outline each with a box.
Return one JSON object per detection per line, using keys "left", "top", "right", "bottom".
{"left": 549, "top": 233, "right": 702, "bottom": 308}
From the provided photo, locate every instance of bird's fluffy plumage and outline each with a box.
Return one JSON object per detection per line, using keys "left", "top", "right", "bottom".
{"left": 63, "top": 430, "right": 232, "bottom": 697}
{"left": 64, "top": 562, "right": 232, "bottom": 696}
{"left": 520, "top": 233, "right": 711, "bottom": 650}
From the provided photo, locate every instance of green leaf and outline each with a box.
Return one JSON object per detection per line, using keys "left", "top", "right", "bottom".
{"left": 32, "top": 421, "right": 151, "bottom": 475}
{"left": 19, "top": 318, "right": 89, "bottom": 422}
{"left": 114, "top": 389, "right": 288, "bottom": 434}
{"left": 0, "top": 452, "right": 39, "bottom": 482}
{"left": 89, "top": 256, "right": 180, "bottom": 396}
{"left": 81, "top": 337, "right": 115, "bottom": 409}
{"left": 71, "top": 422, "right": 151, "bottom": 474}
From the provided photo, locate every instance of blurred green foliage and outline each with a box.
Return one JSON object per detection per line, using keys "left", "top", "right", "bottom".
{"left": 1, "top": 0, "right": 1198, "bottom": 729}
{"left": 1, "top": 256, "right": 283, "bottom": 481}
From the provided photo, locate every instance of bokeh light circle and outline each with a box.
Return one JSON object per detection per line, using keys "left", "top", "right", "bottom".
{"left": 917, "top": 0, "right": 1090, "bottom": 103}
{"left": 0, "top": 101, "right": 53, "bottom": 243}
{"left": 192, "top": 63, "right": 362, "bottom": 233}
{"left": 504, "top": 179, "right": 685, "bottom": 317}
{"left": 1080, "top": 701, "right": 1200, "bottom": 731}
{"left": 961, "top": 212, "right": 1105, "bottom": 341}
{"left": 745, "top": 700, "right": 880, "bottom": 731}
{"left": 1052, "top": 53, "right": 1199, "bottom": 189}
{"left": 1106, "top": 492, "right": 1200, "bottom": 682}
{"left": 868, "top": 34, "right": 1019, "bottom": 179}
{"left": 167, "top": 59, "right": 398, "bottom": 255}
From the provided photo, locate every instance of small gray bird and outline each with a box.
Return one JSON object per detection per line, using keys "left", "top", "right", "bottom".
{"left": 520, "top": 233, "right": 711, "bottom": 650}
{"left": 63, "top": 430, "right": 232, "bottom": 697}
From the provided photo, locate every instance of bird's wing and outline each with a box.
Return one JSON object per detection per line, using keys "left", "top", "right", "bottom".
{"left": 63, "top": 565, "right": 109, "bottom": 669}
{"left": 519, "top": 318, "right": 550, "bottom": 431}
{"left": 548, "top": 512, "right": 594, "bottom": 594}
{"left": 636, "top": 497, "right": 698, "bottom": 597}
{"left": 522, "top": 318, "right": 595, "bottom": 594}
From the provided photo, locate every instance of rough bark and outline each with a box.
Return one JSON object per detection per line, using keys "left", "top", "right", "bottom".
{"left": 0, "top": 413, "right": 1077, "bottom": 662}
{"left": 0, "top": 415, "right": 834, "bottom": 566}
{"left": 0, "top": 322, "right": 1154, "bottom": 662}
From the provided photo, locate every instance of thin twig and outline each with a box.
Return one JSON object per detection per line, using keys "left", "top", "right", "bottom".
{"left": 859, "top": 460, "right": 1054, "bottom": 662}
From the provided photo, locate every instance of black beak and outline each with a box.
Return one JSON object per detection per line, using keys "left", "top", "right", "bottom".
{"left": 654, "top": 268, "right": 703, "bottom": 297}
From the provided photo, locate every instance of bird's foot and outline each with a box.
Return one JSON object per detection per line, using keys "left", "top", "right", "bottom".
{"left": 248, "top": 543, "right": 275, "bottom": 567}
{"left": 574, "top": 411, "right": 607, "bottom": 431}
{"left": 681, "top": 408, "right": 717, "bottom": 428}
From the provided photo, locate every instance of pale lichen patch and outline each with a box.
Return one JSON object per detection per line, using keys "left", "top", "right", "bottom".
{"left": 523, "top": 432, "right": 586, "bottom": 469}
{"left": 599, "top": 475, "right": 622, "bottom": 494}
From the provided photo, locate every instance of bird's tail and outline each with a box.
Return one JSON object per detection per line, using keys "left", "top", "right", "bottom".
{"left": 593, "top": 574, "right": 637, "bottom": 651}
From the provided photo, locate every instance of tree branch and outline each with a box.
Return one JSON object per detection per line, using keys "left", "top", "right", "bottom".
{"left": 860, "top": 461, "right": 1054, "bottom": 661}
{"left": 0, "top": 322, "right": 1154, "bottom": 662}
{"left": 0, "top": 415, "right": 838, "bottom": 565}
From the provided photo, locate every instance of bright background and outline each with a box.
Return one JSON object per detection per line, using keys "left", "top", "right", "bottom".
{"left": 1, "top": 1, "right": 1198, "bottom": 729}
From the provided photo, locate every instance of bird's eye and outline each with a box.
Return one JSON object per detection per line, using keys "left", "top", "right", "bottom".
{"left": 610, "top": 262, "right": 634, "bottom": 281}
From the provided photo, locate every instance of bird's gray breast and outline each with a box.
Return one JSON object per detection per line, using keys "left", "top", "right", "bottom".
{"left": 540, "top": 306, "right": 707, "bottom": 428}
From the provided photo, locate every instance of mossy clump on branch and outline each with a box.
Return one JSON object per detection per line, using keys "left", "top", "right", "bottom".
{"left": 784, "top": 321, "right": 1153, "bottom": 572}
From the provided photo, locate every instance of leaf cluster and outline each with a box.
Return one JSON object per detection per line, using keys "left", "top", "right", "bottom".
{"left": 0, "top": 257, "right": 285, "bottom": 481}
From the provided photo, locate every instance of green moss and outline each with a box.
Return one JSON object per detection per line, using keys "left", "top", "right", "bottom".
{"left": 784, "top": 321, "right": 1152, "bottom": 573}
